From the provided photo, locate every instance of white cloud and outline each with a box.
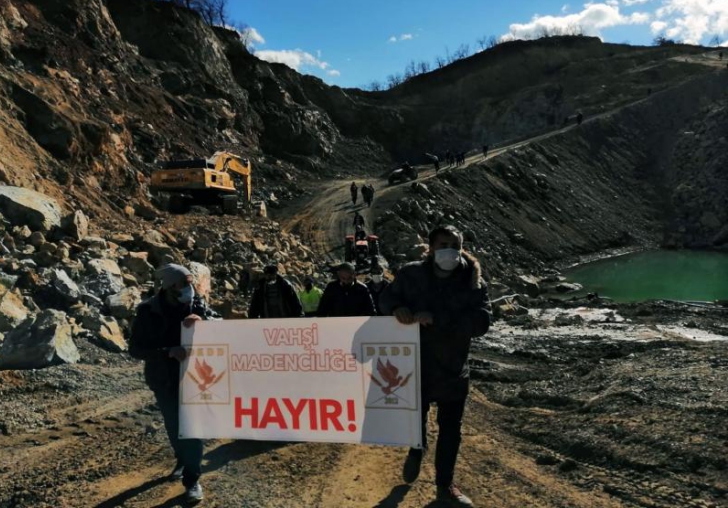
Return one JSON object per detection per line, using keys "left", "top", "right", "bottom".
{"left": 651, "top": 20, "right": 669, "bottom": 32}
{"left": 501, "top": 3, "right": 651, "bottom": 41}
{"left": 327, "top": 70, "right": 341, "bottom": 77}
{"left": 255, "top": 49, "right": 330, "bottom": 72}
{"left": 654, "top": 0, "right": 728, "bottom": 44}
{"left": 388, "top": 33, "right": 415, "bottom": 43}
{"left": 623, "top": 0, "right": 651, "bottom": 5}
{"left": 233, "top": 26, "right": 265, "bottom": 48}
{"left": 562, "top": 4, "right": 571, "bottom": 13}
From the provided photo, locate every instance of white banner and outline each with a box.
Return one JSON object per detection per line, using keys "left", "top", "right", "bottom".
{"left": 179, "top": 317, "right": 422, "bottom": 448}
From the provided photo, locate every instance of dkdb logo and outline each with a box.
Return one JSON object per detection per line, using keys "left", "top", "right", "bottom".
{"left": 182, "top": 344, "right": 230, "bottom": 405}
{"left": 362, "top": 344, "right": 418, "bottom": 410}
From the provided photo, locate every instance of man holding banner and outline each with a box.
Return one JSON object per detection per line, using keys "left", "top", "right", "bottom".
{"left": 380, "top": 225, "right": 490, "bottom": 507}
{"left": 130, "top": 264, "right": 219, "bottom": 503}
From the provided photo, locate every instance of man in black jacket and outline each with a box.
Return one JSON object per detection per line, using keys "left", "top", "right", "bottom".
{"left": 249, "top": 265, "right": 303, "bottom": 319}
{"left": 379, "top": 226, "right": 490, "bottom": 507}
{"left": 129, "top": 264, "right": 220, "bottom": 503}
{"left": 317, "top": 262, "right": 376, "bottom": 317}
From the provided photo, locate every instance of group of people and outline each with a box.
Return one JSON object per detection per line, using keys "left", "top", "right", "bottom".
{"left": 129, "top": 225, "right": 489, "bottom": 507}
{"left": 350, "top": 181, "right": 375, "bottom": 207}
{"left": 445, "top": 150, "right": 467, "bottom": 167}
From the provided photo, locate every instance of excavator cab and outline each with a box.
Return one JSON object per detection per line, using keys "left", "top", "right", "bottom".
{"left": 150, "top": 151, "right": 252, "bottom": 215}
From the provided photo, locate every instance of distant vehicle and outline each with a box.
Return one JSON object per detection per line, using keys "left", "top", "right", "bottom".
{"left": 345, "top": 225, "right": 380, "bottom": 270}
{"left": 388, "top": 163, "right": 418, "bottom": 185}
{"left": 150, "top": 151, "right": 252, "bottom": 214}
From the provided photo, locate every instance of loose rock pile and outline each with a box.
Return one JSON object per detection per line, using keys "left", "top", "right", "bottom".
{"left": 0, "top": 186, "right": 320, "bottom": 370}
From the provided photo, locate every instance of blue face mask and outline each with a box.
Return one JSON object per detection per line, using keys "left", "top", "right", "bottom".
{"left": 178, "top": 285, "right": 195, "bottom": 304}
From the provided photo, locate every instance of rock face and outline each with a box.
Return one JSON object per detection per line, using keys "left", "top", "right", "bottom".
{"left": 189, "top": 262, "right": 211, "bottom": 298}
{"left": 0, "top": 187, "right": 62, "bottom": 232}
{"left": 105, "top": 287, "right": 141, "bottom": 320}
{"left": 0, "top": 310, "right": 78, "bottom": 370}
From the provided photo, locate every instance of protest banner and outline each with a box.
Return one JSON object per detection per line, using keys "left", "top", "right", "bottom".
{"left": 179, "top": 316, "right": 422, "bottom": 448}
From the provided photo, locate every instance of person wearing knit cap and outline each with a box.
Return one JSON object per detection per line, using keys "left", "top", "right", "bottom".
{"left": 129, "top": 263, "right": 219, "bottom": 503}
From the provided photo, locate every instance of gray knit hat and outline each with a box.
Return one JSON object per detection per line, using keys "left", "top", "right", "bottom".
{"left": 156, "top": 263, "right": 191, "bottom": 290}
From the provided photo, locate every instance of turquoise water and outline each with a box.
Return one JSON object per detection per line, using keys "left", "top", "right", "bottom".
{"left": 564, "top": 250, "right": 728, "bottom": 303}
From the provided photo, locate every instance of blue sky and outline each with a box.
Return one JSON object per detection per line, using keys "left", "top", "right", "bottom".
{"left": 228, "top": 0, "right": 728, "bottom": 88}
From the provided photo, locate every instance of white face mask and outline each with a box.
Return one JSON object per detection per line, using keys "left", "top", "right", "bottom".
{"left": 372, "top": 275, "right": 383, "bottom": 283}
{"left": 178, "top": 285, "right": 195, "bottom": 304}
{"left": 434, "top": 248, "right": 461, "bottom": 271}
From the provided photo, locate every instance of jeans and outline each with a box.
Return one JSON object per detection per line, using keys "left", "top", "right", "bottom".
{"left": 418, "top": 396, "right": 467, "bottom": 488}
{"left": 152, "top": 386, "right": 203, "bottom": 488}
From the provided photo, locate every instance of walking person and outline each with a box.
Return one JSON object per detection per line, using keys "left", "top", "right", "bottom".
{"left": 298, "top": 277, "right": 324, "bottom": 317}
{"left": 317, "top": 262, "right": 376, "bottom": 317}
{"left": 129, "top": 264, "right": 220, "bottom": 503}
{"left": 350, "top": 181, "right": 359, "bottom": 205}
{"left": 482, "top": 145, "right": 489, "bottom": 159}
{"left": 379, "top": 226, "right": 491, "bottom": 507}
{"left": 365, "top": 265, "right": 390, "bottom": 316}
{"left": 249, "top": 265, "right": 303, "bottom": 318}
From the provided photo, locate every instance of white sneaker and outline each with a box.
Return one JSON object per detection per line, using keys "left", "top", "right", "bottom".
{"left": 185, "top": 482, "right": 204, "bottom": 503}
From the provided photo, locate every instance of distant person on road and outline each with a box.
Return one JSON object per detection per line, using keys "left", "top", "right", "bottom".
{"left": 249, "top": 265, "right": 303, "bottom": 319}
{"left": 576, "top": 112, "right": 584, "bottom": 125}
{"left": 317, "top": 262, "right": 376, "bottom": 317}
{"left": 446, "top": 150, "right": 453, "bottom": 167}
{"left": 353, "top": 211, "right": 366, "bottom": 230}
{"left": 482, "top": 145, "right": 489, "bottom": 158}
{"left": 379, "top": 225, "right": 491, "bottom": 507}
{"left": 350, "top": 182, "right": 358, "bottom": 205}
{"left": 298, "top": 277, "right": 324, "bottom": 317}
{"left": 719, "top": 51, "right": 723, "bottom": 60}
{"left": 366, "top": 183, "right": 375, "bottom": 207}
{"left": 129, "top": 264, "right": 220, "bottom": 503}
{"left": 365, "top": 265, "right": 390, "bottom": 316}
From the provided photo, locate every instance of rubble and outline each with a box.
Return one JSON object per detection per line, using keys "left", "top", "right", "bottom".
{"left": 0, "top": 187, "right": 62, "bottom": 232}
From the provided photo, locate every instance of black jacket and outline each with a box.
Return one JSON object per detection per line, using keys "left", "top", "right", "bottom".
{"left": 366, "top": 279, "right": 390, "bottom": 316}
{"left": 249, "top": 275, "right": 303, "bottom": 318}
{"left": 317, "top": 280, "right": 376, "bottom": 317}
{"left": 379, "top": 252, "right": 490, "bottom": 401}
{"left": 129, "top": 293, "right": 219, "bottom": 390}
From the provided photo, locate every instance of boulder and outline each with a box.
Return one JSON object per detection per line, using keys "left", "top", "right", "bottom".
{"left": 0, "top": 310, "right": 78, "bottom": 370}
{"left": 49, "top": 268, "right": 81, "bottom": 303}
{"left": 189, "top": 262, "right": 212, "bottom": 298}
{"left": 0, "top": 187, "right": 62, "bottom": 232}
{"left": 120, "top": 252, "right": 154, "bottom": 282}
{"left": 28, "top": 231, "right": 46, "bottom": 248}
{"left": 85, "top": 258, "right": 124, "bottom": 298}
{"left": 555, "top": 282, "right": 583, "bottom": 293}
{"left": 82, "top": 313, "right": 127, "bottom": 352}
{"left": 0, "top": 288, "right": 30, "bottom": 332}
{"left": 62, "top": 210, "right": 89, "bottom": 241}
{"left": 80, "top": 236, "right": 108, "bottom": 250}
{"left": 105, "top": 287, "right": 142, "bottom": 320}
{"left": 516, "top": 275, "right": 541, "bottom": 298}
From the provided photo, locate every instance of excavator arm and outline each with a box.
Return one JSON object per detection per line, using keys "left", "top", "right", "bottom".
{"left": 210, "top": 151, "right": 252, "bottom": 201}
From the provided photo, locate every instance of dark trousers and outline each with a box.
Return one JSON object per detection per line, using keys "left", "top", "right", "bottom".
{"left": 419, "top": 396, "right": 467, "bottom": 488}
{"left": 152, "top": 386, "right": 203, "bottom": 488}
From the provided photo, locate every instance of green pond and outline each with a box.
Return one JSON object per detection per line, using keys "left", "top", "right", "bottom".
{"left": 564, "top": 250, "right": 728, "bottom": 303}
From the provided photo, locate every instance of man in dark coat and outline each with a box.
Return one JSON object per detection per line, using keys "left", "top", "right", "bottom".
{"left": 365, "top": 265, "right": 390, "bottom": 316}
{"left": 317, "top": 262, "right": 376, "bottom": 317}
{"left": 379, "top": 226, "right": 490, "bottom": 507}
{"left": 129, "top": 264, "right": 220, "bottom": 503}
{"left": 249, "top": 265, "right": 303, "bottom": 319}
{"left": 350, "top": 181, "right": 358, "bottom": 205}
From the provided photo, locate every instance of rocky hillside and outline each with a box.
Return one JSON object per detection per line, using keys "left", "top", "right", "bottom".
{"left": 0, "top": 0, "right": 714, "bottom": 216}
{"left": 374, "top": 71, "right": 728, "bottom": 284}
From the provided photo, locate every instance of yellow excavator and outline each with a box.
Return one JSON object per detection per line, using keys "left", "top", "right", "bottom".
{"left": 150, "top": 151, "right": 252, "bottom": 214}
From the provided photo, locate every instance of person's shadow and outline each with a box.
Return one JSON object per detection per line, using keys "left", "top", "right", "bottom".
{"left": 350, "top": 317, "right": 423, "bottom": 508}
{"left": 93, "top": 441, "right": 287, "bottom": 507}
{"left": 373, "top": 484, "right": 412, "bottom": 507}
